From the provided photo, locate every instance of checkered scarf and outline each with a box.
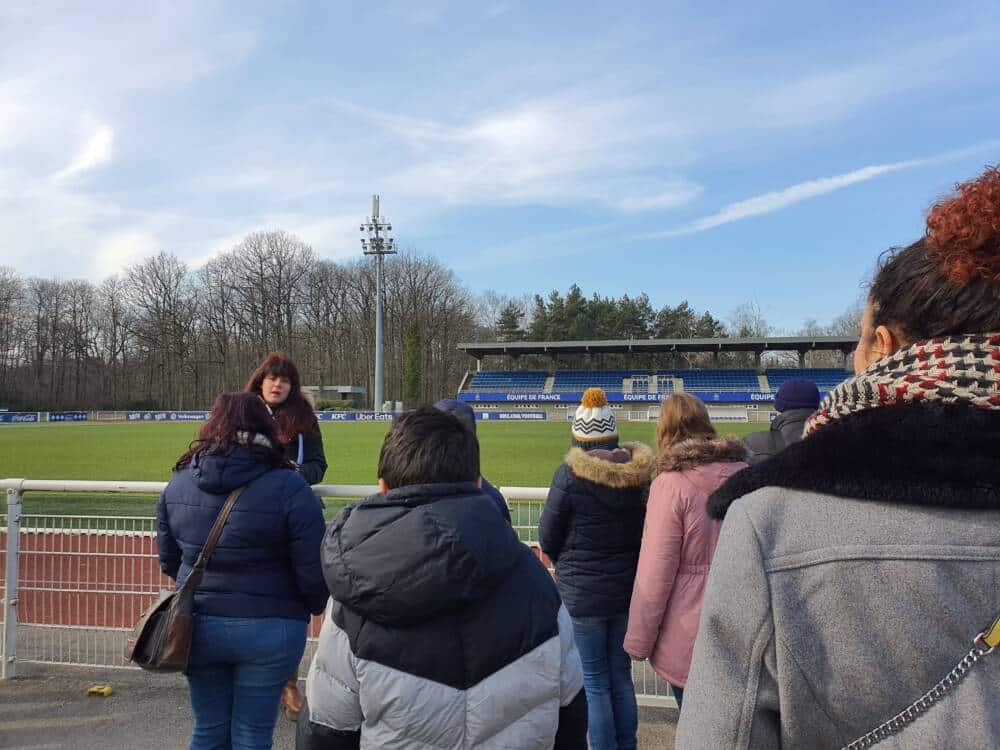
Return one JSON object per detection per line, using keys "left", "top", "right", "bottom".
{"left": 805, "top": 333, "right": 1000, "bottom": 437}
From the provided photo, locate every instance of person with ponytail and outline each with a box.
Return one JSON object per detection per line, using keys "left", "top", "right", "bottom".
{"left": 245, "top": 353, "right": 328, "bottom": 720}
{"left": 677, "top": 167, "right": 1000, "bottom": 748}
{"left": 246, "top": 353, "right": 327, "bottom": 486}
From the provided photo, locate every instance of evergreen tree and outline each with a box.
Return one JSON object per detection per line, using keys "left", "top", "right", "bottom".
{"left": 403, "top": 322, "right": 422, "bottom": 403}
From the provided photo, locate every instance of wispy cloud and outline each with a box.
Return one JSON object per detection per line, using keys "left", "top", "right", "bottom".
{"left": 644, "top": 140, "right": 1000, "bottom": 238}
{"left": 54, "top": 125, "right": 114, "bottom": 181}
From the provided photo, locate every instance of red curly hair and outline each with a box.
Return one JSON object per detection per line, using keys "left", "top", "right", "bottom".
{"left": 925, "top": 165, "right": 1000, "bottom": 284}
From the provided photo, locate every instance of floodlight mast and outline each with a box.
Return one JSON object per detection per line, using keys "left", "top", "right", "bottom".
{"left": 360, "top": 195, "right": 396, "bottom": 413}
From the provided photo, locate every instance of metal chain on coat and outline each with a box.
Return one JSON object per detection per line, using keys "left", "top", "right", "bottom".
{"left": 841, "top": 635, "right": 995, "bottom": 750}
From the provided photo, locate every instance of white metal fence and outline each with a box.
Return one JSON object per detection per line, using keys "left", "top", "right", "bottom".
{"left": 1, "top": 478, "right": 675, "bottom": 708}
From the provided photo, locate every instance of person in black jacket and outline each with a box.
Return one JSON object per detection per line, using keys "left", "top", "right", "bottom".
{"left": 297, "top": 406, "right": 588, "bottom": 750}
{"left": 246, "top": 352, "right": 328, "bottom": 718}
{"left": 743, "top": 378, "right": 820, "bottom": 465}
{"left": 538, "top": 388, "right": 654, "bottom": 750}
{"left": 433, "top": 397, "right": 512, "bottom": 524}
{"left": 539, "top": 387, "right": 653, "bottom": 750}
{"left": 246, "top": 353, "right": 328, "bottom": 485}
{"left": 157, "top": 392, "right": 328, "bottom": 750}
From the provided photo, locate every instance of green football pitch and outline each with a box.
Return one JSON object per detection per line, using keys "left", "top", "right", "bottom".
{"left": 0, "top": 420, "right": 758, "bottom": 519}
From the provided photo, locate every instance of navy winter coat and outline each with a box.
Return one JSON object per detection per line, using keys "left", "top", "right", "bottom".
{"left": 539, "top": 442, "right": 653, "bottom": 618}
{"left": 157, "top": 444, "right": 329, "bottom": 621}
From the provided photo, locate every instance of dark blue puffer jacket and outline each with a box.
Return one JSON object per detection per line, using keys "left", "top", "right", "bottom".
{"left": 539, "top": 442, "right": 653, "bottom": 618}
{"left": 156, "top": 444, "right": 329, "bottom": 620}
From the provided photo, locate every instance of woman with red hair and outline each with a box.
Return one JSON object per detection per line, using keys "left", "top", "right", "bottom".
{"left": 245, "top": 353, "right": 328, "bottom": 720}
{"left": 157, "top": 392, "right": 328, "bottom": 749}
{"left": 245, "top": 353, "right": 327, "bottom": 486}
{"left": 677, "top": 168, "right": 1000, "bottom": 748}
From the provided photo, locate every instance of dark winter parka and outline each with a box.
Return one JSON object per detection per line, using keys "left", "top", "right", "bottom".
{"left": 300, "top": 482, "right": 586, "bottom": 749}
{"left": 742, "top": 407, "right": 813, "bottom": 465}
{"left": 539, "top": 442, "right": 654, "bottom": 617}
{"left": 275, "top": 410, "right": 327, "bottom": 485}
{"left": 156, "top": 443, "right": 329, "bottom": 621}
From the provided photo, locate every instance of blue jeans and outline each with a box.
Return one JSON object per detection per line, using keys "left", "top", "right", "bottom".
{"left": 671, "top": 684, "right": 684, "bottom": 710}
{"left": 571, "top": 614, "right": 638, "bottom": 750}
{"left": 185, "top": 615, "right": 307, "bottom": 750}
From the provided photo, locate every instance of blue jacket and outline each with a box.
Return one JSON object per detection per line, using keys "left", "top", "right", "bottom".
{"left": 157, "top": 444, "right": 329, "bottom": 621}
{"left": 539, "top": 442, "right": 653, "bottom": 618}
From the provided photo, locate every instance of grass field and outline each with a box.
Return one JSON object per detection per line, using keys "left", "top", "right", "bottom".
{"left": 0, "top": 420, "right": 758, "bottom": 519}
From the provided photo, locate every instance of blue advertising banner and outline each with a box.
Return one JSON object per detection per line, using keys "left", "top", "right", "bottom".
{"left": 316, "top": 411, "right": 395, "bottom": 422}
{"left": 0, "top": 412, "right": 39, "bottom": 423}
{"left": 475, "top": 411, "right": 548, "bottom": 421}
{"left": 458, "top": 391, "right": 792, "bottom": 404}
{"left": 126, "top": 411, "right": 212, "bottom": 422}
{"left": 49, "top": 411, "right": 88, "bottom": 422}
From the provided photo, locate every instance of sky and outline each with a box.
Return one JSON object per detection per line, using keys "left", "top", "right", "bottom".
{"left": 1, "top": 1, "right": 998, "bottom": 331}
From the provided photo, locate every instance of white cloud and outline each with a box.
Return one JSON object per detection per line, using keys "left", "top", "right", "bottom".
{"left": 54, "top": 125, "right": 115, "bottom": 181}
{"left": 95, "top": 230, "right": 159, "bottom": 278}
{"left": 644, "top": 140, "right": 1000, "bottom": 238}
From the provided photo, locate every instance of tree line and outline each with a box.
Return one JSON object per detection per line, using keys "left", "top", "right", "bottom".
{"left": 0, "top": 231, "right": 857, "bottom": 410}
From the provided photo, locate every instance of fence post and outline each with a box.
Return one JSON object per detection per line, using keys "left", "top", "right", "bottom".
{"left": 2, "top": 480, "right": 23, "bottom": 679}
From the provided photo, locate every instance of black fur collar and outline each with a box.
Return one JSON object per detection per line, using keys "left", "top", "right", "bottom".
{"left": 708, "top": 403, "right": 1000, "bottom": 519}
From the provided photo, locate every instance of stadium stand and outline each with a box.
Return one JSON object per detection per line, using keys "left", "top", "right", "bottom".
{"left": 468, "top": 371, "right": 549, "bottom": 391}
{"left": 766, "top": 368, "right": 849, "bottom": 390}
{"left": 551, "top": 370, "right": 646, "bottom": 392}
{"left": 657, "top": 369, "right": 759, "bottom": 391}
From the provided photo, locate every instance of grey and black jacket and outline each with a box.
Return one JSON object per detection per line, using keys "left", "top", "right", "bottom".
{"left": 299, "top": 482, "right": 587, "bottom": 750}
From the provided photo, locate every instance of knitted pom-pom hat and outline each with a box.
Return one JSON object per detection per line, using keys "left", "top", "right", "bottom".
{"left": 572, "top": 387, "right": 618, "bottom": 446}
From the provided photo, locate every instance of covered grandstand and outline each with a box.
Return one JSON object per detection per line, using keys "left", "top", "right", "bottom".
{"left": 456, "top": 336, "right": 856, "bottom": 421}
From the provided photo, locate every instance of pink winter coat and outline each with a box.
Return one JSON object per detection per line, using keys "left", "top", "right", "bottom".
{"left": 623, "top": 436, "right": 747, "bottom": 687}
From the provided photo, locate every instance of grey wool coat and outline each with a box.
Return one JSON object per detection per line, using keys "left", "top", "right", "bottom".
{"left": 676, "top": 403, "right": 1000, "bottom": 749}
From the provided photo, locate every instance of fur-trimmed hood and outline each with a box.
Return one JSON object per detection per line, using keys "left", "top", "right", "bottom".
{"left": 657, "top": 436, "right": 747, "bottom": 474}
{"left": 564, "top": 441, "right": 654, "bottom": 489}
{"left": 708, "top": 403, "right": 1000, "bottom": 519}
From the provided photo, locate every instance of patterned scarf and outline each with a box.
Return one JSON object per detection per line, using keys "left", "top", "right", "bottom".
{"left": 805, "top": 333, "right": 1000, "bottom": 436}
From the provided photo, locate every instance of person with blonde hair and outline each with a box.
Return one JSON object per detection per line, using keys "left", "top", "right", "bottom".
{"left": 624, "top": 393, "right": 746, "bottom": 709}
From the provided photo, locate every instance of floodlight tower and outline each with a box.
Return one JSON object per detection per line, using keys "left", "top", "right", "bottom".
{"left": 361, "top": 195, "right": 396, "bottom": 413}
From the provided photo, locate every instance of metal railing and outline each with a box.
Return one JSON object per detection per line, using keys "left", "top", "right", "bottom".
{"left": 1, "top": 478, "right": 675, "bottom": 708}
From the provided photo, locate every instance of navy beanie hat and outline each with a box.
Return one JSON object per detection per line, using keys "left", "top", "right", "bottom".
{"left": 433, "top": 398, "right": 477, "bottom": 434}
{"left": 774, "top": 379, "right": 821, "bottom": 413}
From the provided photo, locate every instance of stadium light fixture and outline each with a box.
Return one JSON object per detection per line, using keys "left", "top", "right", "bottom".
{"left": 361, "top": 194, "right": 397, "bottom": 413}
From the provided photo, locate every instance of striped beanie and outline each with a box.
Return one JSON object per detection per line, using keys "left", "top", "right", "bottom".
{"left": 572, "top": 388, "right": 618, "bottom": 445}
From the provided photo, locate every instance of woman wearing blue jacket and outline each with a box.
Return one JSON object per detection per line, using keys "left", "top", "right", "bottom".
{"left": 157, "top": 392, "right": 329, "bottom": 750}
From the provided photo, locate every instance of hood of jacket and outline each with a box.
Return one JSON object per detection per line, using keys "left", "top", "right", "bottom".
{"left": 657, "top": 436, "right": 747, "bottom": 474}
{"left": 189, "top": 444, "right": 273, "bottom": 494}
{"left": 322, "top": 482, "right": 522, "bottom": 626}
{"left": 564, "top": 441, "right": 654, "bottom": 490}
{"left": 709, "top": 403, "right": 1000, "bottom": 519}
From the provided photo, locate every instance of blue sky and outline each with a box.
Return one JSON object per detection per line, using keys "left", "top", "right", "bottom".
{"left": 2, "top": 1, "right": 998, "bottom": 330}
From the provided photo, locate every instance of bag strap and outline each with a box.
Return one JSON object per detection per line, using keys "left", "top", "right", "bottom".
{"left": 192, "top": 485, "right": 247, "bottom": 571}
{"left": 841, "top": 611, "right": 1000, "bottom": 749}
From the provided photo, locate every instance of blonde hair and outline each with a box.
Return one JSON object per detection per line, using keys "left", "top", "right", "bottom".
{"left": 655, "top": 393, "right": 716, "bottom": 452}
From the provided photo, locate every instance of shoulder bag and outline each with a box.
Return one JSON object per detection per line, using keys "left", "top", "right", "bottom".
{"left": 123, "top": 485, "right": 247, "bottom": 672}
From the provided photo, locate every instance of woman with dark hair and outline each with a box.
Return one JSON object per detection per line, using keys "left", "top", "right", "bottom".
{"left": 245, "top": 353, "right": 327, "bottom": 485}
{"left": 157, "top": 392, "right": 328, "bottom": 750}
{"left": 623, "top": 393, "right": 746, "bottom": 710}
{"left": 245, "top": 353, "right": 328, "bottom": 721}
{"left": 677, "top": 167, "right": 1000, "bottom": 748}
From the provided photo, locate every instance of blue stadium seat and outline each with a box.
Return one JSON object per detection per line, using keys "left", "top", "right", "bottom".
{"left": 657, "top": 370, "right": 759, "bottom": 390}
{"left": 467, "top": 371, "right": 548, "bottom": 391}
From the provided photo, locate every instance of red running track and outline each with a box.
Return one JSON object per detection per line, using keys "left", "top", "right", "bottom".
{"left": 0, "top": 530, "right": 553, "bottom": 639}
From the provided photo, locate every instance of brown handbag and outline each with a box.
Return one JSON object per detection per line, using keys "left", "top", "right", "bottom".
{"left": 124, "top": 485, "right": 247, "bottom": 672}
